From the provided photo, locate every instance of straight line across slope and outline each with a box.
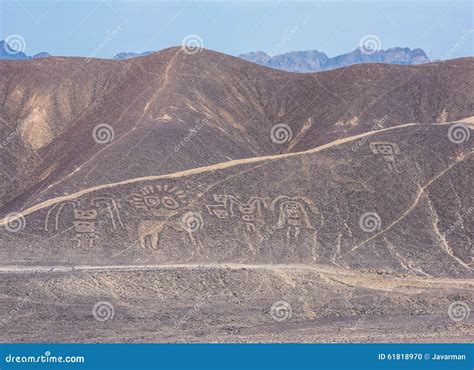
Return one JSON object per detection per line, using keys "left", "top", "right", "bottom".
{"left": 1, "top": 263, "right": 472, "bottom": 290}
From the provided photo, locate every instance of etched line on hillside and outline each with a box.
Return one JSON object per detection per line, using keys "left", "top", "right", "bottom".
{"left": 424, "top": 190, "right": 473, "bottom": 270}
{"left": 339, "top": 150, "right": 474, "bottom": 271}
{"left": 0, "top": 122, "right": 462, "bottom": 226}
{"left": 30, "top": 49, "right": 183, "bottom": 203}
{"left": 139, "top": 47, "right": 181, "bottom": 121}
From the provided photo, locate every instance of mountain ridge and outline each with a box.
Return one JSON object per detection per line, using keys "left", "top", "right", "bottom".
{"left": 0, "top": 40, "right": 51, "bottom": 60}
{"left": 0, "top": 39, "right": 432, "bottom": 73}
{"left": 239, "top": 47, "right": 430, "bottom": 72}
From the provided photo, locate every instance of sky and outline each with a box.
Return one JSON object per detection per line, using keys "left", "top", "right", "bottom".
{"left": 0, "top": 0, "right": 472, "bottom": 59}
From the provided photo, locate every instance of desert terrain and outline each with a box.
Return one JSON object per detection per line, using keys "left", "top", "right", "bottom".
{"left": 0, "top": 48, "right": 472, "bottom": 342}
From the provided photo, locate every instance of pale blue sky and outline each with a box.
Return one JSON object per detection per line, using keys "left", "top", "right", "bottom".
{"left": 0, "top": 0, "right": 472, "bottom": 59}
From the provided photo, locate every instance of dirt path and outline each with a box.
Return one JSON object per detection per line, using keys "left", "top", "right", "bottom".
{"left": 1, "top": 262, "right": 472, "bottom": 290}
{"left": 0, "top": 121, "right": 429, "bottom": 226}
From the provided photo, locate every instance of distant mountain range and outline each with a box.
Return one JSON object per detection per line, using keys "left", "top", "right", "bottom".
{"left": 113, "top": 47, "right": 430, "bottom": 72}
{"left": 238, "top": 47, "right": 430, "bottom": 72}
{"left": 0, "top": 41, "right": 51, "bottom": 60}
{"left": 113, "top": 51, "right": 155, "bottom": 60}
{"left": 1, "top": 39, "right": 430, "bottom": 73}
